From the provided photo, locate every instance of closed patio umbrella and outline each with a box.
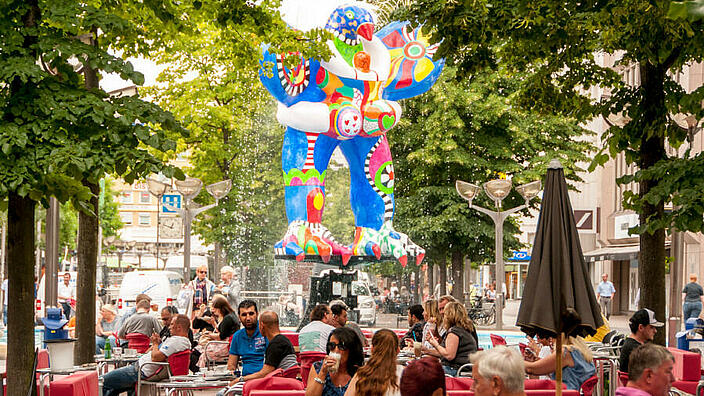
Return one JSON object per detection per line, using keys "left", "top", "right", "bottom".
{"left": 516, "top": 159, "right": 603, "bottom": 394}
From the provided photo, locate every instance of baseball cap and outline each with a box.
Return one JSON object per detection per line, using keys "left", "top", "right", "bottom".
{"left": 630, "top": 308, "right": 664, "bottom": 327}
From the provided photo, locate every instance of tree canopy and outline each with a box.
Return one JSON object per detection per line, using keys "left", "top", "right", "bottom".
{"left": 406, "top": 0, "right": 704, "bottom": 343}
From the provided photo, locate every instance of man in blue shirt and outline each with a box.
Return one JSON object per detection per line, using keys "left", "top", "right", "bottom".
{"left": 227, "top": 300, "right": 267, "bottom": 375}
{"left": 596, "top": 273, "right": 616, "bottom": 319}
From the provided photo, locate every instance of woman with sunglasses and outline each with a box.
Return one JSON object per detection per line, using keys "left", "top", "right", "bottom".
{"left": 307, "top": 327, "right": 364, "bottom": 396}
{"left": 345, "top": 328, "right": 402, "bottom": 396}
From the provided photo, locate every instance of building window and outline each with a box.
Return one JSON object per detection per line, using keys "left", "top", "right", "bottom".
{"left": 120, "top": 191, "right": 132, "bottom": 204}
{"left": 120, "top": 212, "right": 133, "bottom": 225}
{"left": 138, "top": 213, "right": 151, "bottom": 226}
{"left": 140, "top": 192, "right": 151, "bottom": 204}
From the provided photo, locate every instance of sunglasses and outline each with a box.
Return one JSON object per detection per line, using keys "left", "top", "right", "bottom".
{"left": 327, "top": 342, "right": 348, "bottom": 351}
{"left": 198, "top": 271, "right": 207, "bottom": 274}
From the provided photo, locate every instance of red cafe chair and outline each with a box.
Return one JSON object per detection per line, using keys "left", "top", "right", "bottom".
{"left": 126, "top": 333, "right": 151, "bottom": 353}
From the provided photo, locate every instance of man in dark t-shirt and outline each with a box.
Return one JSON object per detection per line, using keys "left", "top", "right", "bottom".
{"left": 620, "top": 308, "right": 663, "bottom": 373}
{"left": 233, "top": 310, "right": 297, "bottom": 384}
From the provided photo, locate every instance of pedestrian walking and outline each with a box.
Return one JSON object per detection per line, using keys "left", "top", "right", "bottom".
{"left": 682, "top": 273, "right": 704, "bottom": 320}
{"left": 596, "top": 273, "right": 616, "bottom": 319}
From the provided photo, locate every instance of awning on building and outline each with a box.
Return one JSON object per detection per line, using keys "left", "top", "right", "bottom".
{"left": 583, "top": 245, "right": 639, "bottom": 262}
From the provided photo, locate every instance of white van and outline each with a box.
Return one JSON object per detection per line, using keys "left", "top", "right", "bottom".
{"left": 116, "top": 271, "right": 184, "bottom": 316}
{"left": 352, "top": 281, "right": 377, "bottom": 326}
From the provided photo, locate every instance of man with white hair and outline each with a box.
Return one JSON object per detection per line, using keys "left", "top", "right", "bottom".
{"left": 219, "top": 265, "right": 240, "bottom": 308}
{"left": 471, "top": 346, "right": 525, "bottom": 396}
{"left": 615, "top": 344, "right": 674, "bottom": 396}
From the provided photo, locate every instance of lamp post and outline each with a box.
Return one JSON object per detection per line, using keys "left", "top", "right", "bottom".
{"left": 147, "top": 178, "right": 170, "bottom": 269}
{"left": 170, "top": 178, "right": 232, "bottom": 281}
{"left": 456, "top": 178, "right": 541, "bottom": 330}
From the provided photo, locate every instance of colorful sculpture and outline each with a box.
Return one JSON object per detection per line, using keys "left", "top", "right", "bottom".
{"left": 260, "top": 4, "right": 444, "bottom": 266}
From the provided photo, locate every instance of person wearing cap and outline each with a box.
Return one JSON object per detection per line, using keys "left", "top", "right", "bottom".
{"left": 682, "top": 273, "right": 704, "bottom": 320}
{"left": 96, "top": 304, "right": 120, "bottom": 354}
{"left": 620, "top": 308, "right": 664, "bottom": 373}
{"left": 615, "top": 343, "right": 674, "bottom": 396}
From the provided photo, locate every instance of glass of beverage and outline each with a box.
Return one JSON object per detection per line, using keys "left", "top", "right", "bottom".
{"left": 114, "top": 347, "right": 122, "bottom": 359}
{"left": 413, "top": 341, "right": 422, "bottom": 358}
{"left": 329, "top": 352, "right": 341, "bottom": 374}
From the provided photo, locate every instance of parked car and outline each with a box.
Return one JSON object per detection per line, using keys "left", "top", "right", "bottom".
{"left": 116, "top": 270, "right": 184, "bottom": 316}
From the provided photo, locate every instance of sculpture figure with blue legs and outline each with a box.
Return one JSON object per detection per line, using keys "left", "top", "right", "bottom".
{"left": 261, "top": 3, "right": 444, "bottom": 267}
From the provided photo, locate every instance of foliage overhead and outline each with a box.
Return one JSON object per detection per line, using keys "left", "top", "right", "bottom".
{"left": 405, "top": 0, "right": 704, "bottom": 236}
{"left": 390, "top": 66, "right": 593, "bottom": 266}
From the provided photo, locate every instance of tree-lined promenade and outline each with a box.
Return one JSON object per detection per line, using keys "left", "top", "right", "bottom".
{"left": 3, "top": 0, "right": 704, "bottom": 391}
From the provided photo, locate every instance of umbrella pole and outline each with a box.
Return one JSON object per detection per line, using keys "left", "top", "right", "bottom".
{"left": 556, "top": 334, "right": 563, "bottom": 396}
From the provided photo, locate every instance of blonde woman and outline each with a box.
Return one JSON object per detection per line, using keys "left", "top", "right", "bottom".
{"left": 524, "top": 335, "right": 595, "bottom": 390}
{"left": 426, "top": 302, "right": 478, "bottom": 376}
{"left": 421, "top": 300, "right": 441, "bottom": 351}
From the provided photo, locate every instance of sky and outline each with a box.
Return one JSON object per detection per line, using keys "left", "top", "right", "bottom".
{"left": 101, "top": 0, "right": 351, "bottom": 93}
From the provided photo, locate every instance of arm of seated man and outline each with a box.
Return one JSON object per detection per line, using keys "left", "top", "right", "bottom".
{"left": 150, "top": 332, "right": 168, "bottom": 362}
{"left": 241, "top": 364, "right": 276, "bottom": 382}
{"left": 227, "top": 354, "right": 240, "bottom": 372}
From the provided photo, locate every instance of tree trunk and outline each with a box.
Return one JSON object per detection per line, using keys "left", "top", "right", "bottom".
{"left": 76, "top": 180, "right": 99, "bottom": 364}
{"left": 74, "top": 31, "right": 101, "bottom": 364}
{"left": 428, "top": 262, "right": 434, "bottom": 299}
{"left": 439, "top": 254, "right": 447, "bottom": 296}
{"left": 451, "top": 250, "right": 464, "bottom": 302}
{"left": 414, "top": 268, "right": 421, "bottom": 304}
{"left": 7, "top": 2, "right": 40, "bottom": 394}
{"left": 7, "top": 193, "right": 37, "bottom": 396}
{"left": 638, "top": 61, "right": 667, "bottom": 346}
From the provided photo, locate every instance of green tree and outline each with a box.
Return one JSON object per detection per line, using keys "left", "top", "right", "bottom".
{"left": 100, "top": 179, "right": 123, "bottom": 240}
{"left": 390, "top": 67, "right": 593, "bottom": 301}
{"left": 0, "top": 0, "right": 190, "bottom": 383}
{"left": 407, "top": 0, "right": 704, "bottom": 344}
{"left": 147, "top": 7, "right": 333, "bottom": 268}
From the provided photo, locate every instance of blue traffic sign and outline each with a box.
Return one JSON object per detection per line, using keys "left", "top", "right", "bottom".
{"left": 162, "top": 194, "right": 181, "bottom": 213}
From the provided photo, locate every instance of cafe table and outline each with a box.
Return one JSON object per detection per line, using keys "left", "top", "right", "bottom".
{"left": 155, "top": 379, "right": 231, "bottom": 396}
{"left": 94, "top": 354, "right": 141, "bottom": 374}
{"left": 37, "top": 365, "right": 98, "bottom": 396}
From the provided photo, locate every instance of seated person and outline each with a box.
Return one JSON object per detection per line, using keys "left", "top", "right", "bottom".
{"left": 344, "top": 329, "right": 403, "bottom": 396}
{"left": 219, "top": 311, "right": 297, "bottom": 395}
{"left": 615, "top": 343, "right": 674, "bottom": 396}
{"left": 226, "top": 300, "right": 267, "bottom": 376}
{"left": 619, "top": 308, "right": 663, "bottom": 373}
{"left": 329, "top": 300, "right": 368, "bottom": 348}
{"left": 525, "top": 335, "right": 595, "bottom": 391}
{"left": 425, "top": 302, "right": 478, "bottom": 376}
{"left": 117, "top": 299, "right": 162, "bottom": 340}
{"left": 101, "top": 314, "right": 191, "bottom": 396}
{"left": 471, "top": 346, "right": 526, "bottom": 396}
{"left": 306, "top": 327, "right": 364, "bottom": 396}
{"left": 201, "top": 295, "right": 241, "bottom": 341}
{"left": 299, "top": 304, "right": 335, "bottom": 353}
{"left": 402, "top": 304, "right": 425, "bottom": 345}
{"left": 400, "top": 357, "right": 446, "bottom": 396}
{"left": 96, "top": 304, "right": 120, "bottom": 354}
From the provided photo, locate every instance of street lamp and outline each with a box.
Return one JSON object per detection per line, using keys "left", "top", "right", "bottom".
{"left": 171, "top": 178, "right": 232, "bottom": 281}
{"left": 147, "top": 178, "right": 170, "bottom": 268}
{"left": 456, "top": 177, "right": 541, "bottom": 330}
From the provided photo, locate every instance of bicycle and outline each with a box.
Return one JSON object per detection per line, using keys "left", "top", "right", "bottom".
{"left": 468, "top": 296, "right": 496, "bottom": 326}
